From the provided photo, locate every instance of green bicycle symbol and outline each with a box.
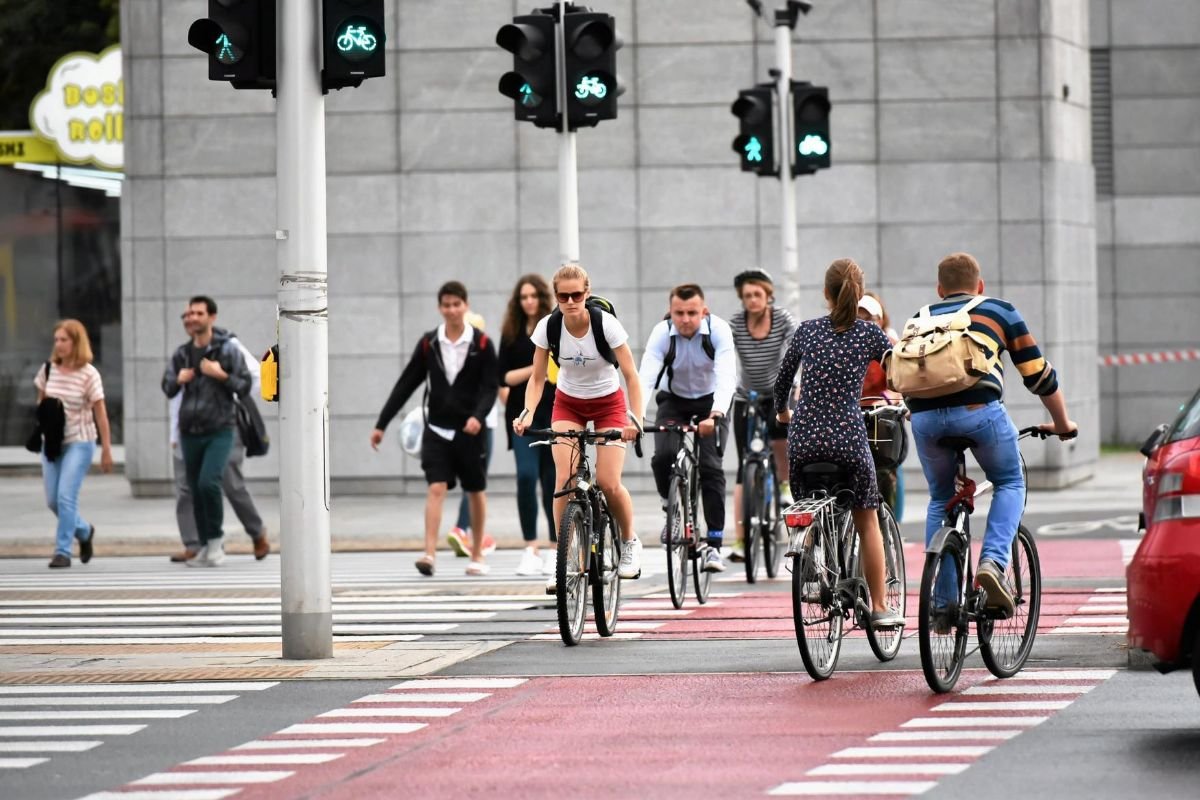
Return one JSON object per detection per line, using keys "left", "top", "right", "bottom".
{"left": 337, "top": 25, "right": 378, "bottom": 54}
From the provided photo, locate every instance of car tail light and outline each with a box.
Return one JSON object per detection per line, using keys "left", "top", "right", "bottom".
{"left": 785, "top": 511, "right": 814, "bottom": 528}
{"left": 1152, "top": 454, "right": 1200, "bottom": 523}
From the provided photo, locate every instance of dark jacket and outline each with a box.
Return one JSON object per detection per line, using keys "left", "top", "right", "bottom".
{"left": 375, "top": 327, "right": 499, "bottom": 433}
{"left": 162, "top": 327, "right": 252, "bottom": 436}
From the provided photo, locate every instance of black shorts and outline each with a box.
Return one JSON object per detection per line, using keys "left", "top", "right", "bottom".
{"left": 732, "top": 397, "right": 788, "bottom": 483}
{"left": 420, "top": 428, "right": 487, "bottom": 492}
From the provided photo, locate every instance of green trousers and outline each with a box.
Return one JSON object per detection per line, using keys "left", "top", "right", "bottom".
{"left": 180, "top": 427, "right": 235, "bottom": 545}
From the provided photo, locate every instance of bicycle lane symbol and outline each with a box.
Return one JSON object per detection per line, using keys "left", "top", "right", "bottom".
{"left": 1035, "top": 514, "right": 1141, "bottom": 537}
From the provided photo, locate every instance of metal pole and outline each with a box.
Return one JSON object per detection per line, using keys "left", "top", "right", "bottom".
{"left": 774, "top": 16, "right": 799, "bottom": 310}
{"left": 276, "top": 0, "right": 332, "bottom": 659}
{"left": 556, "top": 1, "right": 580, "bottom": 263}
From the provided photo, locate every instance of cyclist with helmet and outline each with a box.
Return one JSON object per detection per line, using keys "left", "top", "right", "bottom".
{"left": 728, "top": 268, "right": 796, "bottom": 562}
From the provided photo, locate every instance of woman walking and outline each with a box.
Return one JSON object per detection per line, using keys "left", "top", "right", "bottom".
{"left": 35, "top": 320, "right": 113, "bottom": 568}
{"left": 498, "top": 275, "right": 558, "bottom": 576}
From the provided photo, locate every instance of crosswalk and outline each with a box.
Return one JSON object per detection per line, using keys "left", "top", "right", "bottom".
{"left": 0, "top": 682, "right": 277, "bottom": 773}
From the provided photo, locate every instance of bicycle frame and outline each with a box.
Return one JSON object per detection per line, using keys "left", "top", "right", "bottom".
{"left": 785, "top": 490, "right": 870, "bottom": 628}
{"left": 532, "top": 430, "right": 618, "bottom": 582}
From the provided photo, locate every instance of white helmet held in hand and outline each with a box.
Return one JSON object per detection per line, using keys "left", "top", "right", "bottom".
{"left": 398, "top": 407, "right": 424, "bottom": 456}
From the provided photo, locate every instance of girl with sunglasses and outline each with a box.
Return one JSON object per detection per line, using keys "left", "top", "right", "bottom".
{"left": 513, "top": 263, "right": 645, "bottom": 585}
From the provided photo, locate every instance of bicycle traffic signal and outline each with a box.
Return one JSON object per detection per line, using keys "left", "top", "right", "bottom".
{"left": 187, "top": 0, "right": 276, "bottom": 91}
{"left": 792, "top": 82, "right": 831, "bottom": 175}
{"left": 731, "top": 85, "right": 776, "bottom": 177}
{"left": 322, "top": 0, "right": 386, "bottom": 91}
{"left": 562, "top": 11, "right": 622, "bottom": 128}
{"left": 497, "top": 12, "right": 559, "bottom": 128}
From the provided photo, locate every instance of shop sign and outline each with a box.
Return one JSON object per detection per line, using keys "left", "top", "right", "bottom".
{"left": 29, "top": 45, "right": 123, "bottom": 170}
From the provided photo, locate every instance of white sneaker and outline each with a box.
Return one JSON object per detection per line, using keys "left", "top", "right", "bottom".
{"left": 618, "top": 536, "right": 642, "bottom": 579}
{"left": 202, "top": 540, "right": 225, "bottom": 567}
{"left": 516, "top": 547, "right": 543, "bottom": 576}
{"left": 185, "top": 545, "right": 208, "bottom": 568}
{"left": 703, "top": 548, "right": 726, "bottom": 573}
{"left": 542, "top": 550, "right": 556, "bottom": 576}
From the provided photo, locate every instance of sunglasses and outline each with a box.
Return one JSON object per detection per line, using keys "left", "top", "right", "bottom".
{"left": 556, "top": 291, "right": 586, "bottom": 304}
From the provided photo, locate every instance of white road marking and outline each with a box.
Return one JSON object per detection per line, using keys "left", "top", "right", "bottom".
{"left": 0, "top": 624, "right": 452, "bottom": 636}
{"left": 809, "top": 763, "right": 969, "bottom": 776}
{"left": 277, "top": 722, "right": 426, "bottom": 735}
{"left": 0, "top": 740, "right": 102, "bottom": 752}
{"left": 0, "top": 725, "right": 146, "bottom": 736}
{"left": 78, "top": 791, "right": 243, "bottom": 800}
{"left": 0, "top": 695, "right": 237, "bottom": 707}
{"left": 901, "top": 716, "right": 1047, "bottom": 728}
{"left": 962, "top": 684, "right": 1094, "bottom": 696}
{"left": 233, "top": 738, "right": 384, "bottom": 749}
{"left": 1063, "top": 616, "right": 1128, "bottom": 624}
{"left": 0, "top": 635, "right": 424, "bottom": 645}
{"left": 186, "top": 753, "right": 342, "bottom": 766}
{"left": 0, "top": 757, "right": 48, "bottom": 768}
{"left": 1011, "top": 670, "right": 1116, "bottom": 680}
{"left": 133, "top": 770, "right": 294, "bottom": 785}
{"left": 364, "top": 693, "right": 488, "bottom": 703}
{"left": 933, "top": 701, "right": 1072, "bottom": 712}
{"left": 390, "top": 678, "right": 527, "bottom": 689}
{"left": 0, "top": 613, "right": 493, "bottom": 624}
{"left": 0, "top": 683, "right": 276, "bottom": 694}
{"left": 833, "top": 745, "right": 993, "bottom": 758}
{"left": 770, "top": 781, "right": 937, "bottom": 795}
{"left": 0, "top": 710, "right": 195, "bottom": 721}
{"left": 869, "top": 730, "right": 1020, "bottom": 742}
{"left": 317, "top": 707, "right": 460, "bottom": 718}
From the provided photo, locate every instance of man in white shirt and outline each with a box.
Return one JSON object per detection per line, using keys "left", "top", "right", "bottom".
{"left": 639, "top": 284, "right": 738, "bottom": 572}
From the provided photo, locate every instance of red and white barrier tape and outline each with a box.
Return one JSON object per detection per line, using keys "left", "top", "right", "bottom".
{"left": 1098, "top": 349, "right": 1200, "bottom": 367}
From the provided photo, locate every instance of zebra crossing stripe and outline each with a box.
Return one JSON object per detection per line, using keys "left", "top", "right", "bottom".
{"left": 317, "top": 707, "right": 461, "bottom": 718}
{"left": 0, "top": 696, "right": 238, "bottom": 707}
{"left": 77, "top": 792, "right": 242, "bottom": 800}
{"left": 0, "top": 741, "right": 103, "bottom": 752}
{"left": 0, "top": 725, "right": 147, "bottom": 736}
{"left": 390, "top": 678, "right": 527, "bottom": 689}
{"left": 770, "top": 781, "right": 937, "bottom": 795}
{"left": 0, "top": 683, "right": 277, "bottom": 694}
{"left": 186, "top": 753, "right": 343, "bottom": 766}
{"left": 233, "top": 738, "right": 384, "bottom": 749}
{"left": 809, "top": 764, "right": 969, "bottom": 776}
{"left": 277, "top": 722, "right": 426, "bottom": 735}
{"left": 0, "top": 635, "right": 425, "bottom": 645}
{"left": 363, "top": 692, "right": 488, "bottom": 703}
{"left": 133, "top": 770, "right": 294, "bottom": 785}
{"left": 0, "top": 757, "right": 48, "bottom": 768}
{"left": 0, "top": 711, "right": 196, "bottom": 721}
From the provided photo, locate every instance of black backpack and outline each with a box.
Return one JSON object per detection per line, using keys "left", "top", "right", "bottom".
{"left": 546, "top": 296, "right": 619, "bottom": 369}
{"left": 235, "top": 394, "right": 270, "bottom": 457}
{"left": 653, "top": 315, "right": 716, "bottom": 392}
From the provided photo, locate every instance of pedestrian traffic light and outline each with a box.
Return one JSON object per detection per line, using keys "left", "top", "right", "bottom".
{"left": 562, "top": 11, "right": 622, "bottom": 128}
{"left": 792, "top": 82, "right": 831, "bottom": 175}
{"left": 497, "top": 12, "right": 559, "bottom": 128}
{"left": 187, "top": 0, "right": 276, "bottom": 90}
{"left": 731, "top": 85, "right": 776, "bottom": 177}
{"left": 322, "top": 0, "right": 386, "bottom": 91}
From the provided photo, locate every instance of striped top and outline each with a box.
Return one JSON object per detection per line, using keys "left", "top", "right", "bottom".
{"left": 905, "top": 294, "right": 1059, "bottom": 413}
{"left": 731, "top": 306, "right": 797, "bottom": 396}
{"left": 34, "top": 363, "right": 104, "bottom": 444}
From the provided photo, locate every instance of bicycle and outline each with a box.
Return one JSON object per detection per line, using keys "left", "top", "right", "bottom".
{"left": 656, "top": 420, "right": 720, "bottom": 610}
{"left": 783, "top": 405, "right": 908, "bottom": 681}
{"left": 739, "top": 390, "right": 786, "bottom": 584}
{"left": 917, "top": 425, "right": 1078, "bottom": 693}
{"left": 337, "top": 25, "right": 378, "bottom": 53}
{"left": 530, "top": 427, "right": 639, "bottom": 646}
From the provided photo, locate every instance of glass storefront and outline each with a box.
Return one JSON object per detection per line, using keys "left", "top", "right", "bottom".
{"left": 0, "top": 163, "right": 121, "bottom": 446}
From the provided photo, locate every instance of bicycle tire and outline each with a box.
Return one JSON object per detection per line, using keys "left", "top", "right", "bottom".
{"left": 592, "top": 508, "right": 622, "bottom": 637}
{"left": 865, "top": 502, "right": 907, "bottom": 662}
{"left": 743, "top": 460, "right": 763, "bottom": 584}
{"left": 978, "top": 524, "right": 1042, "bottom": 678}
{"left": 665, "top": 476, "right": 688, "bottom": 609}
{"left": 764, "top": 465, "right": 784, "bottom": 579}
{"left": 918, "top": 531, "right": 969, "bottom": 692}
{"left": 556, "top": 501, "right": 589, "bottom": 646}
{"left": 693, "top": 542, "right": 713, "bottom": 604}
{"left": 791, "top": 521, "right": 843, "bottom": 680}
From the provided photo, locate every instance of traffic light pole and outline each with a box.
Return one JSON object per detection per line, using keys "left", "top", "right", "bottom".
{"left": 276, "top": 0, "right": 333, "bottom": 659}
{"left": 774, "top": 12, "right": 800, "bottom": 310}
{"left": 556, "top": 1, "right": 580, "bottom": 263}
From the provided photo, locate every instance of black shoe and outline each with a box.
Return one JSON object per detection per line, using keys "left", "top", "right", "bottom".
{"left": 79, "top": 525, "right": 95, "bottom": 564}
{"left": 48, "top": 554, "right": 70, "bottom": 568}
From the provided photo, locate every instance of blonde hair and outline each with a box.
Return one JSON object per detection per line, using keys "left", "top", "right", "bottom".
{"left": 825, "top": 258, "right": 865, "bottom": 332}
{"left": 52, "top": 319, "right": 94, "bottom": 368}
{"left": 552, "top": 263, "right": 590, "bottom": 293}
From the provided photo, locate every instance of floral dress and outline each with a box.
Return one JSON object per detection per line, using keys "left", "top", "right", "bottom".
{"left": 773, "top": 316, "right": 892, "bottom": 508}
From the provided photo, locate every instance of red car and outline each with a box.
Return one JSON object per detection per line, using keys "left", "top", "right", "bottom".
{"left": 1127, "top": 385, "right": 1200, "bottom": 695}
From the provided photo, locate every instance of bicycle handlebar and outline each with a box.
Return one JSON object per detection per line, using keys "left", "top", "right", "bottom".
{"left": 527, "top": 427, "right": 643, "bottom": 458}
{"left": 1019, "top": 426, "right": 1079, "bottom": 441}
{"left": 652, "top": 419, "right": 723, "bottom": 452}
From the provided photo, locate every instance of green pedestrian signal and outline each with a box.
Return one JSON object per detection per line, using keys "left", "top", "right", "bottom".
{"left": 731, "top": 85, "right": 776, "bottom": 177}
{"left": 214, "top": 33, "right": 242, "bottom": 66}
{"left": 744, "top": 136, "right": 764, "bottom": 163}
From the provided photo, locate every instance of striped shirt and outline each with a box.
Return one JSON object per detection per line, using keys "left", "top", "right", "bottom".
{"left": 731, "top": 306, "right": 797, "bottom": 396}
{"left": 34, "top": 363, "right": 104, "bottom": 444}
{"left": 904, "top": 294, "right": 1058, "bottom": 413}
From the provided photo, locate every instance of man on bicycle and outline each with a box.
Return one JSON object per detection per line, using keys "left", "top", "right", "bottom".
{"left": 902, "top": 253, "right": 1077, "bottom": 615}
{"left": 638, "top": 284, "right": 737, "bottom": 572}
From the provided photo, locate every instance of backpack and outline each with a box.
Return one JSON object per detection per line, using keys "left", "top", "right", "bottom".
{"left": 884, "top": 295, "right": 1000, "bottom": 399}
{"left": 653, "top": 315, "right": 716, "bottom": 392}
{"left": 235, "top": 394, "right": 270, "bottom": 457}
{"left": 546, "top": 296, "right": 618, "bottom": 369}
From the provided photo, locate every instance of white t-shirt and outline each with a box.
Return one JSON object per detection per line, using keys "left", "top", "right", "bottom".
{"left": 531, "top": 310, "right": 628, "bottom": 399}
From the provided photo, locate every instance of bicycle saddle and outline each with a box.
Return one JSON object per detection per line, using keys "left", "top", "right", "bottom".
{"left": 937, "top": 436, "right": 977, "bottom": 453}
{"left": 800, "top": 462, "right": 850, "bottom": 493}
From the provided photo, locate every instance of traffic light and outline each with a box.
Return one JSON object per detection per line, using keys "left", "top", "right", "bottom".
{"left": 497, "top": 12, "right": 558, "bottom": 128}
{"left": 792, "top": 82, "right": 831, "bottom": 175}
{"left": 323, "top": 0, "right": 386, "bottom": 91}
{"left": 562, "top": 11, "right": 622, "bottom": 128}
{"left": 731, "top": 85, "right": 776, "bottom": 177}
{"left": 187, "top": 0, "right": 276, "bottom": 91}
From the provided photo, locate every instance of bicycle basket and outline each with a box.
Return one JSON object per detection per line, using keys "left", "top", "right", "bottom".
{"left": 864, "top": 410, "right": 908, "bottom": 470}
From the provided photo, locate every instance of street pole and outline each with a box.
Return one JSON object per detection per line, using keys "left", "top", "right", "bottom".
{"left": 774, "top": 10, "right": 799, "bottom": 311}
{"left": 276, "top": 0, "right": 332, "bottom": 659}
{"left": 556, "top": 1, "right": 580, "bottom": 263}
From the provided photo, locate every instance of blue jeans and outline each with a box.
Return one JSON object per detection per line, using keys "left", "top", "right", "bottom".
{"left": 911, "top": 401, "right": 1025, "bottom": 572}
{"left": 511, "top": 432, "right": 557, "bottom": 542}
{"left": 42, "top": 441, "right": 96, "bottom": 558}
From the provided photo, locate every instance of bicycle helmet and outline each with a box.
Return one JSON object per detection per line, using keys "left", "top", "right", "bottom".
{"left": 398, "top": 406, "right": 424, "bottom": 456}
{"left": 734, "top": 268, "right": 773, "bottom": 290}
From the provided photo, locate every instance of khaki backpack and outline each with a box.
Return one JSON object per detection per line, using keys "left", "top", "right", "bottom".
{"left": 884, "top": 295, "right": 1000, "bottom": 399}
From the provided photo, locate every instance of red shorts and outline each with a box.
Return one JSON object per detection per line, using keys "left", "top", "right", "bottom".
{"left": 552, "top": 387, "right": 629, "bottom": 431}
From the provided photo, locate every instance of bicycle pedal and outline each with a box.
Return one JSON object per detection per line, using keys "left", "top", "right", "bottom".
{"left": 620, "top": 571, "right": 641, "bottom": 580}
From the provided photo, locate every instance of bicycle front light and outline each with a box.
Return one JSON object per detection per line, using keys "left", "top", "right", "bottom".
{"left": 750, "top": 436, "right": 765, "bottom": 453}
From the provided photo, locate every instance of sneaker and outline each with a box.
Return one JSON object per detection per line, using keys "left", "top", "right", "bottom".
{"left": 480, "top": 532, "right": 497, "bottom": 556}
{"left": 465, "top": 560, "right": 491, "bottom": 576}
{"left": 976, "top": 559, "right": 1015, "bottom": 616}
{"left": 542, "top": 551, "right": 557, "bottom": 576}
{"left": 48, "top": 554, "right": 70, "bottom": 568}
{"left": 703, "top": 548, "right": 726, "bottom": 573}
{"left": 79, "top": 525, "right": 95, "bottom": 564}
{"left": 728, "top": 541, "right": 745, "bottom": 563}
{"left": 618, "top": 537, "right": 642, "bottom": 579}
{"left": 170, "top": 548, "right": 199, "bottom": 563}
{"left": 516, "top": 547, "right": 543, "bottom": 576}
{"left": 201, "top": 540, "right": 226, "bottom": 567}
{"left": 186, "top": 545, "right": 209, "bottom": 568}
{"left": 870, "top": 609, "right": 905, "bottom": 629}
{"left": 446, "top": 527, "right": 469, "bottom": 557}
{"left": 253, "top": 526, "right": 270, "bottom": 560}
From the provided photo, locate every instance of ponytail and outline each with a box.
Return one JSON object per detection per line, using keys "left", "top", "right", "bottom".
{"left": 825, "top": 258, "right": 864, "bottom": 332}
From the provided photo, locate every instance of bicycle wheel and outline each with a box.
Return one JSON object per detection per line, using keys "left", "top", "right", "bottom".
{"left": 791, "top": 520, "right": 844, "bottom": 680}
{"left": 865, "top": 503, "right": 907, "bottom": 662}
{"left": 592, "top": 509, "right": 622, "bottom": 637}
{"left": 664, "top": 477, "right": 689, "bottom": 609}
{"left": 763, "top": 467, "right": 785, "bottom": 579}
{"left": 693, "top": 542, "right": 712, "bottom": 604}
{"left": 978, "top": 524, "right": 1042, "bottom": 678}
{"left": 556, "top": 501, "right": 589, "bottom": 646}
{"left": 918, "top": 531, "right": 969, "bottom": 692}
{"left": 742, "top": 460, "right": 763, "bottom": 584}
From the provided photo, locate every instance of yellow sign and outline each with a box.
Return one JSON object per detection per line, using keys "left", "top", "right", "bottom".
{"left": 29, "top": 45, "right": 123, "bottom": 170}
{"left": 0, "top": 133, "right": 57, "bottom": 165}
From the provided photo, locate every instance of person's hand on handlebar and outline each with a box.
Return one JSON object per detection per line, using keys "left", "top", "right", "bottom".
{"left": 512, "top": 409, "right": 530, "bottom": 437}
{"left": 697, "top": 412, "right": 722, "bottom": 438}
{"left": 622, "top": 411, "right": 643, "bottom": 443}
{"left": 1038, "top": 419, "right": 1079, "bottom": 440}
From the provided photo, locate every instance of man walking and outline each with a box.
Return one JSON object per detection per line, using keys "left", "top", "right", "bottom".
{"left": 168, "top": 309, "right": 270, "bottom": 562}
{"left": 162, "top": 296, "right": 252, "bottom": 568}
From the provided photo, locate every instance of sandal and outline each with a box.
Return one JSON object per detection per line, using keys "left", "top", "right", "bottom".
{"left": 415, "top": 554, "right": 435, "bottom": 576}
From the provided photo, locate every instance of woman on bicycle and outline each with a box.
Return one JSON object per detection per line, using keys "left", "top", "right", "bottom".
{"left": 729, "top": 268, "right": 796, "bottom": 562}
{"left": 512, "top": 264, "right": 645, "bottom": 583}
{"left": 774, "top": 259, "right": 903, "bottom": 629}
